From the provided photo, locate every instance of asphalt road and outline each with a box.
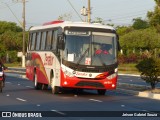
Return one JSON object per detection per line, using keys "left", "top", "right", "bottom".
{"left": 0, "top": 75, "right": 160, "bottom": 120}
{"left": 7, "top": 67, "right": 160, "bottom": 88}
{"left": 118, "top": 74, "right": 160, "bottom": 88}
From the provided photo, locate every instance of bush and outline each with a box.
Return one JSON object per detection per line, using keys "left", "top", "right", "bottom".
{"left": 118, "top": 53, "right": 139, "bottom": 64}
{"left": 8, "top": 51, "right": 20, "bottom": 63}
{"left": 136, "top": 57, "right": 160, "bottom": 89}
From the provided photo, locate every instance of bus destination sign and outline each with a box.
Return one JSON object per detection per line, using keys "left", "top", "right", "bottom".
{"left": 67, "top": 31, "right": 89, "bottom": 36}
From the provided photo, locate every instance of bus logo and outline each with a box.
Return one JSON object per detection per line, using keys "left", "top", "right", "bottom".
{"left": 44, "top": 54, "right": 54, "bottom": 66}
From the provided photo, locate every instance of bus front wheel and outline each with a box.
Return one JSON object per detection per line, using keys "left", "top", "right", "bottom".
{"left": 52, "top": 86, "right": 59, "bottom": 94}
{"left": 50, "top": 73, "right": 59, "bottom": 94}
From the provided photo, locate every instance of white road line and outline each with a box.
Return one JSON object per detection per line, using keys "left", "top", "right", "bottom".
{"left": 37, "top": 104, "right": 41, "bottom": 107}
{"left": 6, "top": 94, "right": 10, "bottom": 97}
{"left": 6, "top": 82, "right": 11, "bottom": 84}
{"left": 18, "top": 84, "right": 21, "bottom": 86}
{"left": 51, "top": 110, "right": 66, "bottom": 115}
{"left": 89, "top": 99, "right": 103, "bottom": 102}
{"left": 16, "top": 98, "right": 27, "bottom": 102}
{"left": 121, "top": 105, "right": 125, "bottom": 107}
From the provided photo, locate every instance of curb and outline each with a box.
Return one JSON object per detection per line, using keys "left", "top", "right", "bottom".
{"left": 5, "top": 73, "right": 27, "bottom": 79}
{"left": 117, "top": 83, "right": 160, "bottom": 100}
{"left": 138, "top": 91, "right": 160, "bottom": 100}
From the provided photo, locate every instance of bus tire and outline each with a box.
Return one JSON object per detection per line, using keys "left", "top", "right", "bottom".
{"left": 42, "top": 84, "right": 48, "bottom": 90}
{"left": 34, "top": 74, "right": 42, "bottom": 90}
{"left": 97, "top": 89, "right": 106, "bottom": 95}
{"left": 52, "top": 86, "right": 59, "bottom": 94}
{"left": 50, "top": 72, "right": 59, "bottom": 94}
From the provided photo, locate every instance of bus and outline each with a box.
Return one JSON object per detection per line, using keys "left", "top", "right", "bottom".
{"left": 26, "top": 21, "right": 120, "bottom": 95}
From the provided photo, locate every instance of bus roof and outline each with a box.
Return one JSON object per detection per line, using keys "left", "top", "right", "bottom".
{"left": 29, "top": 21, "right": 115, "bottom": 31}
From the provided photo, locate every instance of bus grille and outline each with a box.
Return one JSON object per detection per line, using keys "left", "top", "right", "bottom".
{"left": 75, "top": 81, "right": 105, "bottom": 88}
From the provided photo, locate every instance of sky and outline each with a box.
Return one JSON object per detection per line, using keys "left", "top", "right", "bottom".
{"left": 0, "top": 0, "right": 156, "bottom": 29}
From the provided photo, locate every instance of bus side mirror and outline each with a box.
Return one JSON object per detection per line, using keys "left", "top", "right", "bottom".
{"left": 57, "top": 34, "right": 65, "bottom": 50}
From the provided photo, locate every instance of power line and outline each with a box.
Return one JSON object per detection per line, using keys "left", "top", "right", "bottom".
{"left": 0, "top": 2, "right": 22, "bottom": 26}
{"left": 66, "top": 0, "right": 83, "bottom": 21}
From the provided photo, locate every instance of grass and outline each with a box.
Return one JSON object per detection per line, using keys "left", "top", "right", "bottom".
{"left": 4, "top": 62, "right": 22, "bottom": 67}
{"left": 118, "top": 63, "right": 140, "bottom": 75}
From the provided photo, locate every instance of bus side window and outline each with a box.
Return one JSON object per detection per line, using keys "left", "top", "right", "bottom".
{"left": 36, "top": 32, "right": 41, "bottom": 50}
{"left": 41, "top": 31, "right": 47, "bottom": 50}
{"left": 28, "top": 33, "right": 32, "bottom": 50}
{"left": 52, "top": 30, "right": 58, "bottom": 51}
{"left": 31, "top": 33, "right": 36, "bottom": 50}
{"left": 46, "top": 31, "right": 52, "bottom": 50}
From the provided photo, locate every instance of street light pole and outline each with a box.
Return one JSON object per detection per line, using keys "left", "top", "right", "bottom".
{"left": 13, "top": 0, "right": 26, "bottom": 67}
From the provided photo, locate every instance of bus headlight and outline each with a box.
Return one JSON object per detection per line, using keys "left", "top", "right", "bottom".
{"left": 0, "top": 72, "right": 3, "bottom": 77}
{"left": 64, "top": 70, "right": 74, "bottom": 77}
{"left": 107, "top": 73, "right": 117, "bottom": 80}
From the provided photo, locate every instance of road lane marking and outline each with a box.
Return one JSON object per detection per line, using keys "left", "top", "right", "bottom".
{"left": 51, "top": 110, "right": 66, "bottom": 115}
{"left": 6, "top": 82, "right": 11, "bottom": 84}
{"left": 16, "top": 98, "right": 27, "bottom": 102}
{"left": 89, "top": 99, "right": 102, "bottom": 102}
{"left": 121, "top": 105, "right": 125, "bottom": 107}
{"left": 18, "top": 84, "right": 21, "bottom": 86}
{"left": 37, "top": 104, "right": 41, "bottom": 107}
{"left": 6, "top": 94, "right": 10, "bottom": 97}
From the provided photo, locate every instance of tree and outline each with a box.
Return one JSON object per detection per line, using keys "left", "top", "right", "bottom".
{"left": 93, "top": 17, "right": 105, "bottom": 24}
{"left": 0, "top": 21, "right": 24, "bottom": 63}
{"left": 136, "top": 57, "right": 160, "bottom": 89}
{"left": 147, "top": 0, "right": 160, "bottom": 31}
{"left": 119, "top": 27, "right": 160, "bottom": 55}
{"left": 116, "top": 26, "right": 134, "bottom": 36}
{"left": 0, "top": 21, "right": 22, "bottom": 34}
{"left": 132, "top": 17, "right": 149, "bottom": 29}
{"left": 58, "top": 13, "right": 72, "bottom": 21}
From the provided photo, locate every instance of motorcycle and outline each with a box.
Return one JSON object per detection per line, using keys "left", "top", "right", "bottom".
{"left": 0, "top": 67, "right": 5, "bottom": 92}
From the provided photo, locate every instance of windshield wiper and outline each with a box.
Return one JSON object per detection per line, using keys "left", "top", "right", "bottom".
{"left": 76, "top": 48, "right": 89, "bottom": 68}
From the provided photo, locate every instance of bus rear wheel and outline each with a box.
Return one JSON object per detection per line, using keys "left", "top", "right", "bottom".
{"left": 34, "top": 74, "right": 42, "bottom": 90}
{"left": 42, "top": 84, "right": 48, "bottom": 90}
{"left": 97, "top": 89, "right": 106, "bottom": 95}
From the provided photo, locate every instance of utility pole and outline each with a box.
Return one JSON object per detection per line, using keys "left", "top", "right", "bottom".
{"left": 22, "top": 0, "right": 26, "bottom": 68}
{"left": 13, "top": 0, "right": 26, "bottom": 67}
{"left": 88, "top": 0, "right": 91, "bottom": 23}
{"left": 81, "top": 0, "right": 91, "bottom": 23}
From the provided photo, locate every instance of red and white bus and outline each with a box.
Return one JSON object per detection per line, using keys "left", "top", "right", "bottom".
{"left": 26, "top": 21, "right": 120, "bottom": 95}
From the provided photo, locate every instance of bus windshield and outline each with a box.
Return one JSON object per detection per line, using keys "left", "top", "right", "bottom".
{"left": 63, "top": 31, "right": 117, "bottom": 66}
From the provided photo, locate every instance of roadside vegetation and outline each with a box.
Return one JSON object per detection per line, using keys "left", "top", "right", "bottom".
{"left": 117, "top": 0, "right": 160, "bottom": 89}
